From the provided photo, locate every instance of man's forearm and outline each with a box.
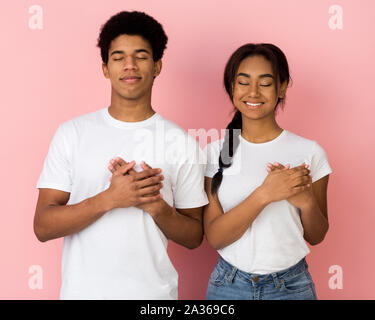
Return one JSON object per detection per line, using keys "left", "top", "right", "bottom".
{"left": 34, "top": 191, "right": 113, "bottom": 242}
{"left": 148, "top": 200, "right": 203, "bottom": 249}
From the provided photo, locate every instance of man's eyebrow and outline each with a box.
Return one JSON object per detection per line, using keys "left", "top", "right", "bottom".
{"left": 110, "top": 49, "right": 151, "bottom": 56}
{"left": 236, "top": 73, "right": 274, "bottom": 79}
{"left": 110, "top": 50, "right": 124, "bottom": 56}
{"left": 135, "top": 49, "right": 151, "bottom": 54}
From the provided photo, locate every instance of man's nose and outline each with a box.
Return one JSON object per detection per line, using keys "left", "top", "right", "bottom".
{"left": 123, "top": 56, "right": 137, "bottom": 71}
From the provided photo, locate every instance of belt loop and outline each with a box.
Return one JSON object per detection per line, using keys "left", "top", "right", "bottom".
{"left": 272, "top": 273, "right": 280, "bottom": 289}
{"left": 227, "top": 265, "right": 238, "bottom": 283}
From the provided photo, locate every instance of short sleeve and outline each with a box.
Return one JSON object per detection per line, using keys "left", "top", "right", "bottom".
{"left": 204, "top": 140, "right": 221, "bottom": 178}
{"left": 36, "top": 122, "right": 75, "bottom": 192}
{"left": 310, "top": 142, "right": 332, "bottom": 183}
{"left": 172, "top": 136, "right": 209, "bottom": 209}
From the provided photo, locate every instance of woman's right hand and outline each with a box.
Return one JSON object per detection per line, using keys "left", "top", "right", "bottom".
{"left": 259, "top": 163, "right": 311, "bottom": 204}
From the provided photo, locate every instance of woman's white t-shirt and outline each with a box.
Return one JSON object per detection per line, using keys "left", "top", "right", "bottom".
{"left": 204, "top": 130, "right": 332, "bottom": 274}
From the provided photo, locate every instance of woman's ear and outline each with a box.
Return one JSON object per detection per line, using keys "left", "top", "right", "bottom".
{"left": 279, "top": 81, "right": 288, "bottom": 99}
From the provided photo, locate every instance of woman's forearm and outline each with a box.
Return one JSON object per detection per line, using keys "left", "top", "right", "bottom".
{"left": 300, "top": 198, "right": 329, "bottom": 245}
{"left": 205, "top": 187, "right": 269, "bottom": 250}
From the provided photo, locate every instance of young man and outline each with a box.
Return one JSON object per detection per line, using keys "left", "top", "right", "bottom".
{"left": 34, "top": 11, "right": 208, "bottom": 300}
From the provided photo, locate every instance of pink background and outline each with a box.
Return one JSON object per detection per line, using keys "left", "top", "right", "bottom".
{"left": 1, "top": 0, "right": 374, "bottom": 299}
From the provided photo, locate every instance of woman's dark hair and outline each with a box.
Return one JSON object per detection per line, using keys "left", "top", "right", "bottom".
{"left": 211, "top": 43, "right": 291, "bottom": 195}
{"left": 97, "top": 11, "right": 168, "bottom": 64}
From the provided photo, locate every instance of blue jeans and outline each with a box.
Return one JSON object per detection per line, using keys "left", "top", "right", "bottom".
{"left": 206, "top": 256, "right": 317, "bottom": 300}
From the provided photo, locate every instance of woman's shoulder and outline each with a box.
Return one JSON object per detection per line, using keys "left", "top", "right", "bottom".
{"left": 283, "top": 130, "right": 319, "bottom": 149}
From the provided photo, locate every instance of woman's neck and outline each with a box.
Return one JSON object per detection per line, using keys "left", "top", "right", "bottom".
{"left": 241, "top": 117, "right": 283, "bottom": 144}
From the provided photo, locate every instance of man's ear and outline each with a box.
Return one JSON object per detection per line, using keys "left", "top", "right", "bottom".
{"left": 153, "top": 60, "right": 162, "bottom": 78}
{"left": 102, "top": 62, "right": 109, "bottom": 79}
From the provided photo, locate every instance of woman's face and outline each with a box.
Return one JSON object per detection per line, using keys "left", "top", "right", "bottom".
{"left": 232, "top": 55, "right": 287, "bottom": 121}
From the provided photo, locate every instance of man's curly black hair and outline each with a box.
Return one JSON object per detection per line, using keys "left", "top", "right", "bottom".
{"left": 97, "top": 11, "right": 168, "bottom": 64}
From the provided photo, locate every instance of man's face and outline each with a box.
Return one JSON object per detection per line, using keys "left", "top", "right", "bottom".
{"left": 102, "top": 34, "right": 162, "bottom": 101}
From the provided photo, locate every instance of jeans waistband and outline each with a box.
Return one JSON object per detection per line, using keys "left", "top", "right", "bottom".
{"left": 217, "top": 256, "right": 308, "bottom": 284}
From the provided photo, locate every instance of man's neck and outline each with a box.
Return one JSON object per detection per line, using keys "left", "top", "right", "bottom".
{"left": 108, "top": 96, "right": 155, "bottom": 123}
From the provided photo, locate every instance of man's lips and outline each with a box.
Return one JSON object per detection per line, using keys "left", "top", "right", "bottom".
{"left": 120, "top": 76, "right": 142, "bottom": 83}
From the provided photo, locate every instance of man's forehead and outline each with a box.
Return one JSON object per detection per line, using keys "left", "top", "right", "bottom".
{"left": 109, "top": 34, "right": 152, "bottom": 51}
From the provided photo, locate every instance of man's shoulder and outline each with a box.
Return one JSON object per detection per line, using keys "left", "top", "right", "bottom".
{"left": 155, "top": 114, "right": 188, "bottom": 134}
{"left": 59, "top": 108, "right": 104, "bottom": 132}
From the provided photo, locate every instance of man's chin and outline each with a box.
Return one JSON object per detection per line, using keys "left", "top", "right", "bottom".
{"left": 115, "top": 90, "right": 145, "bottom": 101}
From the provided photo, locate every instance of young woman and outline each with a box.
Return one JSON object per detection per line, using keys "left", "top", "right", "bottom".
{"left": 204, "top": 43, "right": 332, "bottom": 300}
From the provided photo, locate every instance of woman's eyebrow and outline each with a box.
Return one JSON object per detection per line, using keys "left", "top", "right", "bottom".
{"left": 236, "top": 73, "right": 274, "bottom": 79}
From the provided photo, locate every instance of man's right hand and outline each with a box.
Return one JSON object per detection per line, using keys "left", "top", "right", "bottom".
{"left": 105, "top": 160, "right": 164, "bottom": 209}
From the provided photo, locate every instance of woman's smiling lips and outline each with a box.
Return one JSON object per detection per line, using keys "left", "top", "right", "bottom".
{"left": 244, "top": 101, "right": 264, "bottom": 109}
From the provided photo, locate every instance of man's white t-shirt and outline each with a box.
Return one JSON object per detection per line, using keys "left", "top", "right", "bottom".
{"left": 204, "top": 130, "right": 332, "bottom": 274}
{"left": 37, "top": 107, "right": 208, "bottom": 299}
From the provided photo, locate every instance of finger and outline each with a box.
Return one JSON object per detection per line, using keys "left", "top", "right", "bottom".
{"left": 111, "top": 157, "right": 126, "bottom": 171}
{"left": 135, "top": 175, "right": 164, "bottom": 189}
{"left": 140, "top": 161, "right": 153, "bottom": 170}
{"left": 142, "top": 191, "right": 160, "bottom": 197}
{"left": 298, "top": 162, "right": 310, "bottom": 170}
{"left": 114, "top": 157, "right": 128, "bottom": 166}
{"left": 137, "top": 193, "right": 163, "bottom": 204}
{"left": 113, "top": 160, "right": 136, "bottom": 176}
{"left": 292, "top": 175, "right": 311, "bottom": 187}
{"left": 273, "top": 162, "right": 285, "bottom": 169}
{"left": 112, "top": 157, "right": 139, "bottom": 176}
{"left": 108, "top": 164, "right": 116, "bottom": 174}
{"left": 267, "top": 163, "right": 278, "bottom": 172}
{"left": 109, "top": 157, "right": 124, "bottom": 173}
{"left": 289, "top": 167, "right": 310, "bottom": 177}
{"left": 291, "top": 184, "right": 310, "bottom": 194}
{"left": 133, "top": 168, "right": 162, "bottom": 181}
{"left": 137, "top": 183, "right": 163, "bottom": 196}
{"left": 113, "top": 161, "right": 121, "bottom": 171}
